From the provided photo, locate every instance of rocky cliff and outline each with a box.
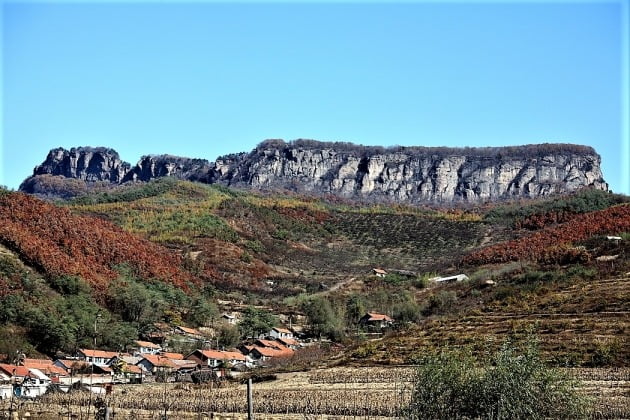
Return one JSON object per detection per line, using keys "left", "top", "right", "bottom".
{"left": 32, "top": 147, "right": 130, "bottom": 182}
{"left": 208, "top": 140, "right": 608, "bottom": 203}
{"left": 20, "top": 140, "right": 608, "bottom": 203}
{"left": 121, "top": 155, "right": 211, "bottom": 183}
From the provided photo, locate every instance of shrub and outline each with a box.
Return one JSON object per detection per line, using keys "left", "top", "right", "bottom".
{"left": 405, "top": 340, "right": 590, "bottom": 419}
{"left": 422, "top": 291, "right": 458, "bottom": 316}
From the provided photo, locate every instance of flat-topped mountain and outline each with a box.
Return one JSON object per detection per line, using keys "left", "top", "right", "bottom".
{"left": 20, "top": 140, "right": 608, "bottom": 202}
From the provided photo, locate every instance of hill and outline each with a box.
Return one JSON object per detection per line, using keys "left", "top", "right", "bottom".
{"left": 0, "top": 181, "right": 628, "bottom": 368}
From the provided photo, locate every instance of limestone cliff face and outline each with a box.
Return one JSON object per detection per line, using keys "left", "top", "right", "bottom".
{"left": 208, "top": 140, "right": 608, "bottom": 203}
{"left": 122, "top": 155, "right": 211, "bottom": 183}
{"left": 32, "top": 147, "right": 131, "bottom": 182}
{"left": 20, "top": 141, "right": 608, "bottom": 203}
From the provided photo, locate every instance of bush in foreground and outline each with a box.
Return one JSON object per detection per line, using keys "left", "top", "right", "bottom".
{"left": 406, "top": 339, "right": 589, "bottom": 419}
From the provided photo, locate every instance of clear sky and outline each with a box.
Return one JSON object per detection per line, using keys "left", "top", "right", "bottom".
{"left": 2, "top": 0, "right": 628, "bottom": 194}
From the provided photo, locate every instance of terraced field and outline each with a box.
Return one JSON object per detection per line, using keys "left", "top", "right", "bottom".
{"left": 354, "top": 274, "right": 630, "bottom": 367}
{"left": 330, "top": 212, "right": 488, "bottom": 270}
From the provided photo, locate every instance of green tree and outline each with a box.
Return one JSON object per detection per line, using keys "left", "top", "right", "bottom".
{"left": 406, "top": 339, "right": 590, "bottom": 419}
{"left": 186, "top": 298, "right": 219, "bottom": 327}
{"left": 302, "top": 296, "right": 344, "bottom": 340}
{"left": 345, "top": 294, "right": 366, "bottom": 325}
{"left": 216, "top": 324, "right": 241, "bottom": 349}
{"left": 107, "top": 277, "right": 163, "bottom": 323}
{"left": 238, "top": 306, "right": 277, "bottom": 339}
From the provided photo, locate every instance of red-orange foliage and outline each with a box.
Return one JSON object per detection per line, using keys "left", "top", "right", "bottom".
{"left": 0, "top": 192, "right": 195, "bottom": 292}
{"left": 276, "top": 206, "right": 330, "bottom": 224}
{"left": 515, "top": 210, "right": 575, "bottom": 230}
{"left": 463, "top": 204, "right": 630, "bottom": 266}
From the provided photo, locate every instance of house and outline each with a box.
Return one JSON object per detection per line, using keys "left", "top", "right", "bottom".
{"left": 431, "top": 274, "right": 469, "bottom": 283}
{"left": 135, "top": 340, "right": 162, "bottom": 355}
{"left": 145, "top": 322, "right": 171, "bottom": 345}
{"left": 269, "top": 327, "right": 293, "bottom": 340}
{"left": 222, "top": 314, "right": 237, "bottom": 325}
{"left": 77, "top": 349, "right": 119, "bottom": 366}
{"left": 372, "top": 268, "right": 388, "bottom": 278}
{"left": 121, "top": 364, "right": 144, "bottom": 384}
{"left": 107, "top": 356, "right": 144, "bottom": 384}
{"left": 0, "top": 364, "right": 30, "bottom": 382}
{"left": 175, "top": 325, "right": 204, "bottom": 339}
{"left": 21, "top": 360, "right": 68, "bottom": 382}
{"left": 275, "top": 337, "right": 300, "bottom": 350}
{"left": 137, "top": 355, "right": 177, "bottom": 376}
{"left": 171, "top": 359, "right": 198, "bottom": 373}
{"left": 186, "top": 349, "right": 247, "bottom": 369}
{"left": 54, "top": 359, "right": 90, "bottom": 374}
{"left": 20, "top": 368, "right": 51, "bottom": 398}
{"left": 254, "top": 339, "right": 284, "bottom": 350}
{"left": 0, "top": 365, "right": 51, "bottom": 398}
{"left": 359, "top": 312, "right": 394, "bottom": 329}
{"left": 248, "top": 346, "right": 293, "bottom": 365}
{"left": 19, "top": 358, "right": 52, "bottom": 368}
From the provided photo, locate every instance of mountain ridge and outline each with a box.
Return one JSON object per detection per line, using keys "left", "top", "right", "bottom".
{"left": 20, "top": 140, "right": 608, "bottom": 203}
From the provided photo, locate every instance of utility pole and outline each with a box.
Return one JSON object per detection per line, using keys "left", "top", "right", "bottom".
{"left": 88, "top": 313, "right": 102, "bottom": 420}
{"left": 247, "top": 378, "right": 254, "bottom": 420}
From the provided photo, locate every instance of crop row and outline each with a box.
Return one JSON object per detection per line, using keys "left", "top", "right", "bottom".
{"left": 308, "top": 367, "right": 415, "bottom": 384}
{"left": 39, "top": 387, "right": 410, "bottom": 417}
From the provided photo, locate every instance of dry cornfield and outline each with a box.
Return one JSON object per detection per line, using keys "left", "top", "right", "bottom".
{"left": 0, "top": 367, "right": 628, "bottom": 419}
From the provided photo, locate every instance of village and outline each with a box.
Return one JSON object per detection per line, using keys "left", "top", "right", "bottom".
{"left": 0, "top": 307, "right": 396, "bottom": 400}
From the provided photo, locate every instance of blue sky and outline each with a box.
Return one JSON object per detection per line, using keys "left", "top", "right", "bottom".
{"left": 2, "top": 0, "right": 628, "bottom": 194}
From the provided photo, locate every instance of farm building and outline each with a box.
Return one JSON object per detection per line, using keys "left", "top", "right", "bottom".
{"left": 137, "top": 354, "right": 177, "bottom": 375}
{"left": 372, "top": 268, "right": 388, "bottom": 277}
{"left": 359, "top": 313, "right": 394, "bottom": 329}
{"left": 269, "top": 327, "right": 293, "bottom": 340}
{"left": 248, "top": 346, "right": 294, "bottom": 365}
{"left": 135, "top": 340, "right": 162, "bottom": 355}
{"left": 276, "top": 337, "right": 300, "bottom": 349}
{"left": 77, "top": 349, "right": 119, "bottom": 366}
{"left": 186, "top": 349, "right": 247, "bottom": 369}
{"left": 431, "top": 274, "right": 469, "bottom": 283}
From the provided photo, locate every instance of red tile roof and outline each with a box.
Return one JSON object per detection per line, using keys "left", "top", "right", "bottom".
{"left": 140, "top": 355, "right": 177, "bottom": 369}
{"left": 0, "top": 364, "right": 31, "bottom": 377}
{"left": 176, "top": 326, "right": 202, "bottom": 336}
{"left": 365, "top": 312, "right": 393, "bottom": 322}
{"left": 21, "top": 358, "right": 53, "bottom": 366}
{"left": 160, "top": 352, "right": 184, "bottom": 360}
{"left": 251, "top": 346, "right": 294, "bottom": 358}
{"left": 79, "top": 349, "right": 119, "bottom": 359}
{"left": 276, "top": 337, "right": 300, "bottom": 347}
{"left": 272, "top": 327, "right": 292, "bottom": 334}
{"left": 196, "top": 349, "right": 246, "bottom": 362}
{"left": 255, "top": 339, "right": 283, "bottom": 349}
{"left": 172, "top": 359, "right": 198, "bottom": 370}
{"left": 136, "top": 340, "right": 161, "bottom": 349}
{"left": 22, "top": 363, "right": 68, "bottom": 377}
{"left": 123, "top": 364, "right": 143, "bottom": 374}
{"left": 55, "top": 359, "right": 89, "bottom": 371}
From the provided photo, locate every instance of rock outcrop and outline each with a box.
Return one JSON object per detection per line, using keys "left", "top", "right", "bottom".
{"left": 32, "top": 147, "right": 130, "bottom": 182}
{"left": 20, "top": 140, "right": 608, "bottom": 203}
{"left": 122, "top": 155, "right": 211, "bottom": 183}
{"left": 208, "top": 140, "right": 608, "bottom": 203}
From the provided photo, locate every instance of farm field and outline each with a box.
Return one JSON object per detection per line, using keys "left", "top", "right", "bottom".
{"left": 1, "top": 367, "right": 628, "bottom": 419}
